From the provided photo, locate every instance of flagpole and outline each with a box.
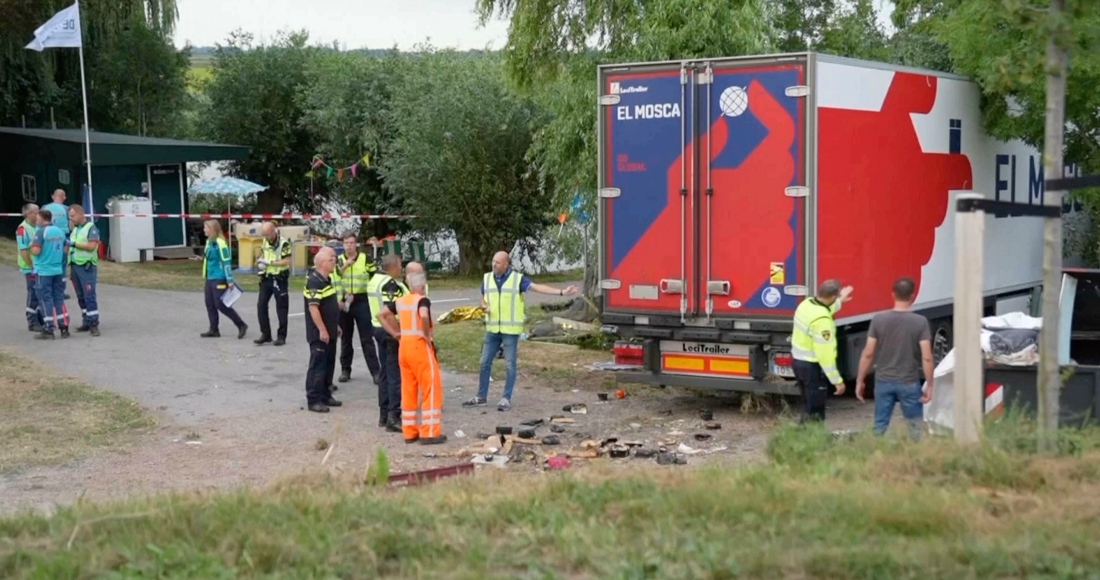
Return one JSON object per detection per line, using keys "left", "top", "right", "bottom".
{"left": 76, "top": 0, "right": 93, "bottom": 221}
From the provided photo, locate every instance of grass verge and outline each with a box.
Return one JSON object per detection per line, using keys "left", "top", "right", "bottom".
{"left": 2, "top": 420, "right": 1099, "bottom": 577}
{"left": 0, "top": 238, "right": 580, "bottom": 293}
{"left": 0, "top": 349, "right": 154, "bottom": 475}
{"left": 434, "top": 306, "right": 612, "bottom": 392}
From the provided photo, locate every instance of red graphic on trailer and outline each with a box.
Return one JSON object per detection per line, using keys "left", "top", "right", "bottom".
{"left": 702, "top": 80, "right": 796, "bottom": 310}
{"left": 817, "top": 72, "right": 973, "bottom": 317}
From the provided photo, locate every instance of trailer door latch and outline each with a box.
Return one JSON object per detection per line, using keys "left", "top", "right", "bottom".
{"left": 660, "top": 279, "right": 685, "bottom": 294}
{"left": 707, "top": 280, "right": 731, "bottom": 296}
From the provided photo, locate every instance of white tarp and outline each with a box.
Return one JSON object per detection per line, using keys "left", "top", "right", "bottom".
{"left": 923, "top": 312, "right": 1042, "bottom": 434}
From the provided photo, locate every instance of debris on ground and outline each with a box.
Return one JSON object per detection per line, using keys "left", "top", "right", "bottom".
{"left": 694, "top": 433, "right": 713, "bottom": 441}
{"left": 471, "top": 454, "right": 509, "bottom": 468}
{"left": 704, "top": 422, "right": 722, "bottom": 430}
{"left": 656, "top": 452, "right": 688, "bottom": 465}
{"left": 453, "top": 430, "right": 466, "bottom": 439}
{"left": 550, "top": 424, "right": 566, "bottom": 433}
{"left": 563, "top": 404, "right": 588, "bottom": 414}
{"left": 546, "top": 455, "right": 570, "bottom": 470}
{"left": 314, "top": 438, "right": 330, "bottom": 451}
{"left": 699, "top": 410, "right": 714, "bottom": 421}
{"left": 541, "top": 435, "right": 561, "bottom": 445}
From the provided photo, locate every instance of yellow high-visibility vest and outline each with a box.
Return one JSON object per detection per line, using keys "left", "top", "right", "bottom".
{"left": 260, "top": 236, "right": 292, "bottom": 275}
{"left": 483, "top": 271, "right": 525, "bottom": 335}
{"left": 334, "top": 251, "right": 376, "bottom": 297}
{"left": 791, "top": 297, "right": 843, "bottom": 385}
{"left": 367, "top": 273, "right": 409, "bottom": 328}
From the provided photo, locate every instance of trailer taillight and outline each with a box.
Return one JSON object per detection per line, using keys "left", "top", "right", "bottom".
{"left": 773, "top": 353, "right": 793, "bottom": 367}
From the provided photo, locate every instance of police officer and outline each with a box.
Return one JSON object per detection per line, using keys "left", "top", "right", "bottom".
{"left": 368, "top": 253, "right": 408, "bottom": 431}
{"left": 335, "top": 232, "right": 381, "bottom": 384}
{"left": 304, "top": 246, "right": 342, "bottom": 413}
{"left": 68, "top": 205, "right": 101, "bottom": 336}
{"left": 791, "top": 279, "right": 854, "bottom": 423}
{"left": 254, "top": 221, "right": 293, "bottom": 346}
{"left": 16, "top": 203, "right": 44, "bottom": 332}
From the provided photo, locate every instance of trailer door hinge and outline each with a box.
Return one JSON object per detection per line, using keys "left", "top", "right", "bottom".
{"left": 600, "top": 279, "right": 622, "bottom": 290}
{"left": 784, "top": 186, "right": 809, "bottom": 198}
{"left": 785, "top": 85, "right": 810, "bottom": 98}
{"left": 599, "top": 187, "right": 621, "bottom": 199}
{"left": 696, "top": 70, "right": 713, "bottom": 85}
{"left": 599, "top": 94, "right": 621, "bottom": 106}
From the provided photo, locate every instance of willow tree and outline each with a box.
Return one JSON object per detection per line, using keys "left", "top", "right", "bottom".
{"left": 0, "top": 0, "right": 183, "bottom": 131}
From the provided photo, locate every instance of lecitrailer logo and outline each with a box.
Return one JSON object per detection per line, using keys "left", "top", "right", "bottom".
{"left": 682, "top": 343, "right": 730, "bottom": 355}
{"left": 610, "top": 82, "right": 649, "bottom": 95}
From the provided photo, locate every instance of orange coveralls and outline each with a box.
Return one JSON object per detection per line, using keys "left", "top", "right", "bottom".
{"left": 396, "top": 292, "right": 443, "bottom": 441}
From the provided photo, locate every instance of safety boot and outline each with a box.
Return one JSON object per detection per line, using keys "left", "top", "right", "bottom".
{"left": 419, "top": 435, "right": 448, "bottom": 445}
{"left": 200, "top": 329, "right": 220, "bottom": 338}
{"left": 385, "top": 411, "right": 402, "bottom": 433}
{"left": 378, "top": 409, "right": 388, "bottom": 428}
{"left": 59, "top": 327, "right": 70, "bottom": 339}
{"left": 338, "top": 369, "right": 351, "bottom": 383}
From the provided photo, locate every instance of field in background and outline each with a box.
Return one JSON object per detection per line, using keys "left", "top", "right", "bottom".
{"left": 0, "top": 349, "right": 153, "bottom": 475}
{"left": 2, "top": 421, "right": 1098, "bottom": 577}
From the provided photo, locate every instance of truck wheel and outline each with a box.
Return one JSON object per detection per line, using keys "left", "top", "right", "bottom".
{"left": 931, "top": 318, "right": 953, "bottom": 367}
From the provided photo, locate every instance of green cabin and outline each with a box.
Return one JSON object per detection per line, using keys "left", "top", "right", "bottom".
{"left": 0, "top": 127, "right": 250, "bottom": 247}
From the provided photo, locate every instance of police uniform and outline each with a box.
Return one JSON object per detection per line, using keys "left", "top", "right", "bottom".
{"left": 69, "top": 220, "right": 101, "bottom": 333}
{"left": 16, "top": 219, "right": 44, "bottom": 331}
{"left": 256, "top": 234, "right": 293, "bottom": 345}
{"left": 304, "top": 267, "right": 340, "bottom": 409}
{"left": 371, "top": 272, "right": 409, "bottom": 430}
{"left": 335, "top": 250, "right": 382, "bottom": 383}
{"left": 791, "top": 297, "right": 844, "bottom": 422}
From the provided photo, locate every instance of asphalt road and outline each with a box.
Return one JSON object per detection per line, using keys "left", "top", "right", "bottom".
{"left": 0, "top": 264, "right": 579, "bottom": 425}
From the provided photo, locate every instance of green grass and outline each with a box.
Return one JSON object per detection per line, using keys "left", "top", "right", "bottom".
{"left": 2, "top": 420, "right": 1099, "bottom": 577}
{"left": 0, "top": 349, "right": 154, "bottom": 475}
{"left": 0, "top": 238, "right": 579, "bottom": 294}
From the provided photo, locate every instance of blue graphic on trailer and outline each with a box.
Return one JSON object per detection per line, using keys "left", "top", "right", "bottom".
{"left": 607, "top": 72, "right": 693, "bottom": 270}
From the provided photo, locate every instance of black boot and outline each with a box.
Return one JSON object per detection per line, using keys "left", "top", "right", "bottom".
{"left": 338, "top": 369, "right": 351, "bottom": 383}
{"left": 378, "top": 409, "right": 387, "bottom": 428}
{"left": 385, "top": 411, "right": 402, "bottom": 433}
{"left": 59, "top": 327, "right": 70, "bottom": 339}
{"left": 200, "top": 329, "right": 220, "bottom": 338}
{"left": 254, "top": 335, "right": 272, "bottom": 345}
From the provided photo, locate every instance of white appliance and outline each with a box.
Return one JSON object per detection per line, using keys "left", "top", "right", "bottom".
{"left": 108, "top": 198, "right": 155, "bottom": 263}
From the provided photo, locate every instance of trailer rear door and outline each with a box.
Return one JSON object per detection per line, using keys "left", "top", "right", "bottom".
{"left": 599, "top": 63, "right": 697, "bottom": 317}
{"left": 696, "top": 57, "right": 810, "bottom": 319}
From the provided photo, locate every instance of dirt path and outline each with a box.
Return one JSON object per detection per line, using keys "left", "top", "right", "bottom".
{"left": 0, "top": 266, "right": 872, "bottom": 514}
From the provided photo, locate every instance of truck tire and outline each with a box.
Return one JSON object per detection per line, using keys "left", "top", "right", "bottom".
{"left": 930, "top": 318, "right": 953, "bottom": 367}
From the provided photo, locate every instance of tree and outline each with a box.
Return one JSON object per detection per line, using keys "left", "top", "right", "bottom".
{"left": 199, "top": 30, "right": 321, "bottom": 213}
{"left": 0, "top": 0, "right": 184, "bottom": 131}
{"left": 90, "top": 19, "right": 190, "bottom": 137}
{"left": 381, "top": 49, "right": 553, "bottom": 275}
{"left": 298, "top": 49, "right": 406, "bottom": 238}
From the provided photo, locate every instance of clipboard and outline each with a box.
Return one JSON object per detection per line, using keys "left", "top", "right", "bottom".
{"left": 221, "top": 283, "right": 243, "bottom": 308}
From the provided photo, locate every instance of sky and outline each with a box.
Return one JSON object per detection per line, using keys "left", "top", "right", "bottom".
{"left": 173, "top": 0, "right": 897, "bottom": 51}
{"left": 173, "top": 0, "right": 510, "bottom": 50}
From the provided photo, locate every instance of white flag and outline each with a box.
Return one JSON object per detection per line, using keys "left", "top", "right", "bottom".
{"left": 25, "top": 2, "right": 82, "bottom": 51}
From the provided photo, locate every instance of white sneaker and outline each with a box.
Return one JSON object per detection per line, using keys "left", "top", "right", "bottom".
{"left": 497, "top": 398, "right": 511, "bottom": 412}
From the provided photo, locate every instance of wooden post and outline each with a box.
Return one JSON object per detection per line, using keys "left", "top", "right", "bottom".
{"left": 954, "top": 193, "right": 985, "bottom": 443}
{"left": 1038, "top": 0, "right": 1068, "bottom": 452}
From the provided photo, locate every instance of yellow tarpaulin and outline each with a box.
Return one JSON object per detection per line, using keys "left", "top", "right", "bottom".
{"left": 437, "top": 306, "right": 486, "bottom": 324}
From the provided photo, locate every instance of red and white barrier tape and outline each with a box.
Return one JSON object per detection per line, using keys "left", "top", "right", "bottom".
{"left": 0, "top": 212, "right": 415, "bottom": 220}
